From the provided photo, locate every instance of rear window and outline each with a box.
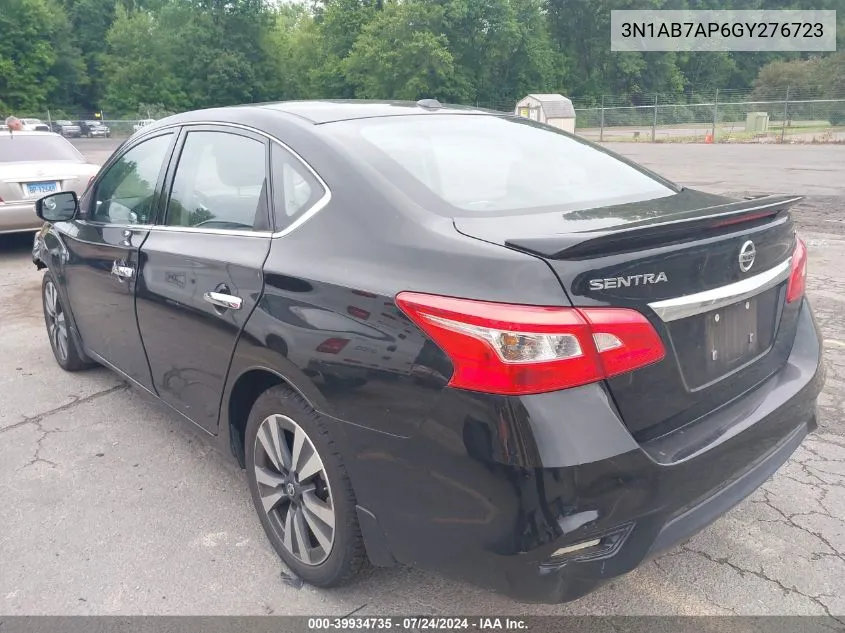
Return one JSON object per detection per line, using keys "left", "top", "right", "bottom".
{"left": 325, "top": 115, "right": 676, "bottom": 216}
{"left": 0, "top": 135, "right": 84, "bottom": 163}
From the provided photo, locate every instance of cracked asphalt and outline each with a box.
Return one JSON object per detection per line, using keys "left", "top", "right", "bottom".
{"left": 1, "top": 140, "right": 843, "bottom": 616}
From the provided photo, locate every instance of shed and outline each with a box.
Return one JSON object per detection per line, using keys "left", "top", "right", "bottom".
{"left": 514, "top": 94, "right": 576, "bottom": 132}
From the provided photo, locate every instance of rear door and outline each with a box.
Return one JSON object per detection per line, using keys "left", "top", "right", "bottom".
{"left": 135, "top": 125, "right": 272, "bottom": 433}
{"left": 59, "top": 130, "right": 177, "bottom": 390}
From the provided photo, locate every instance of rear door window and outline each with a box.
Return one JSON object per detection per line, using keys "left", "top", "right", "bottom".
{"left": 164, "top": 130, "right": 269, "bottom": 231}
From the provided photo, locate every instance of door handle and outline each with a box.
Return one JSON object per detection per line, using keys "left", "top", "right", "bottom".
{"left": 111, "top": 261, "right": 134, "bottom": 281}
{"left": 203, "top": 291, "right": 243, "bottom": 310}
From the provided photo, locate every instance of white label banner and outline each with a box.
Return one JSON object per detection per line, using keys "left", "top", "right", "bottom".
{"left": 611, "top": 10, "right": 836, "bottom": 52}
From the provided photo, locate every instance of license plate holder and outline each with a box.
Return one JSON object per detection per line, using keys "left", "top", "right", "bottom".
{"left": 705, "top": 297, "right": 760, "bottom": 367}
{"left": 26, "top": 182, "right": 59, "bottom": 198}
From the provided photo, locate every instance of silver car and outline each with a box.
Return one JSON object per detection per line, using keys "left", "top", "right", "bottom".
{"left": 0, "top": 131, "right": 100, "bottom": 234}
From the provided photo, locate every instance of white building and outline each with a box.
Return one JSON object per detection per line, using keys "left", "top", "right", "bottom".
{"left": 514, "top": 94, "right": 576, "bottom": 133}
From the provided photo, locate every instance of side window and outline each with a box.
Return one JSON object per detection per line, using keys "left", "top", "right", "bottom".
{"left": 92, "top": 133, "right": 173, "bottom": 224}
{"left": 165, "top": 131, "right": 268, "bottom": 231}
{"left": 271, "top": 143, "right": 326, "bottom": 231}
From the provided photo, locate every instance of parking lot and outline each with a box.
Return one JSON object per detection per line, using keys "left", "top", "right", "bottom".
{"left": 1, "top": 138, "right": 844, "bottom": 617}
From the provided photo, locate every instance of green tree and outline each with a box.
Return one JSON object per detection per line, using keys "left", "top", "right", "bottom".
{"left": 102, "top": 6, "right": 186, "bottom": 112}
{"left": 344, "top": 0, "right": 458, "bottom": 100}
{"left": 0, "top": 0, "right": 83, "bottom": 113}
{"left": 436, "top": 0, "right": 557, "bottom": 107}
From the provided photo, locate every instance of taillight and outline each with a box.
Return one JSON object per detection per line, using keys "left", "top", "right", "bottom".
{"left": 316, "top": 338, "right": 350, "bottom": 354}
{"left": 579, "top": 308, "right": 665, "bottom": 378}
{"left": 786, "top": 238, "right": 807, "bottom": 304}
{"left": 395, "top": 292, "right": 665, "bottom": 396}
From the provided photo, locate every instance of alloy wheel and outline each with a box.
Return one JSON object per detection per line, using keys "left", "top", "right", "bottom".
{"left": 253, "top": 414, "right": 336, "bottom": 566}
{"left": 44, "top": 279, "right": 69, "bottom": 362}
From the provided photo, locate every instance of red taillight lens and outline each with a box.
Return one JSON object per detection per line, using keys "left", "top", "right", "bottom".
{"left": 786, "top": 238, "right": 807, "bottom": 304}
{"left": 395, "top": 292, "right": 665, "bottom": 396}
{"left": 579, "top": 308, "right": 666, "bottom": 378}
{"left": 316, "top": 338, "right": 350, "bottom": 354}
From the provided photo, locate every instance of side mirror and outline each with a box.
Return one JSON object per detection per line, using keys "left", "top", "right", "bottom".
{"left": 36, "top": 191, "right": 78, "bottom": 222}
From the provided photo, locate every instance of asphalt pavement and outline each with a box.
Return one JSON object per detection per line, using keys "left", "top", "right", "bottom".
{"left": 0, "top": 138, "right": 844, "bottom": 616}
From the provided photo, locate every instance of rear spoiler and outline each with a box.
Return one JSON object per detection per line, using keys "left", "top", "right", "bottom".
{"left": 505, "top": 194, "right": 803, "bottom": 260}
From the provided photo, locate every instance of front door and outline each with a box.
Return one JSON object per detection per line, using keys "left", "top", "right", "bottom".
{"left": 60, "top": 131, "right": 177, "bottom": 390}
{"left": 135, "top": 126, "right": 272, "bottom": 433}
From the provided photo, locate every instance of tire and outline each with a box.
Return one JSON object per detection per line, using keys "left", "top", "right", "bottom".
{"left": 245, "top": 385, "right": 368, "bottom": 587}
{"left": 42, "top": 272, "right": 94, "bottom": 372}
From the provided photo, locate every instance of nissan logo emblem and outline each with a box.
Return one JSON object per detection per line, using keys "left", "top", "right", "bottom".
{"left": 739, "top": 240, "right": 756, "bottom": 272}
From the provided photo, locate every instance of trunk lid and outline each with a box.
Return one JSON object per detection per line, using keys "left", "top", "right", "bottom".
{"left": 0, "top": 161, "right": 92, "bottom": 202}
{"left": 454, "top": 189, "right": 803, "bottom": 440}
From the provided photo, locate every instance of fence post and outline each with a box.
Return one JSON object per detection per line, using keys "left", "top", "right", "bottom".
{"left": 780, "top": 86, "right": 790, "bottom": 143}
{"left": 652, "top": 94, "right": 658, "bottom": 142}
{"left": 47, "top": 109, "right": 52, "bottom": 130}
{"left": 600, "top": 95, "right": 605, "bottom": 142}
{"left": 712, "top": 88, "right": 719, "bottom": 142}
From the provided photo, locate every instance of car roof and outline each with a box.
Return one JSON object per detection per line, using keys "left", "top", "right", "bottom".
{"left": 154, "top": 100, "right": 503, "bottom": 127}
{"left": 258, "top": 100, "right": 499, "bottom": 124}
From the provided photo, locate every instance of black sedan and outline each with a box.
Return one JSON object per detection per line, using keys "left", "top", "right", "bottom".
{"left": 77, "top": 120, "right": 111, "bottom": 138}
{"left": 31, "top": 100, "right": 824, "bottom": 603}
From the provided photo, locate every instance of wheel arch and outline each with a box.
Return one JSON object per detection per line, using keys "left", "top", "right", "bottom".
{"left": 223, "top": 365, "right": 321, "bottom": 468}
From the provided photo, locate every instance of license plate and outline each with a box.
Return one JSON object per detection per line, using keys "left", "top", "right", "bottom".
{"left": 706, "top": 298, "right": 760, "bottom": 366}
{"left": 26, "top": 182, "right": 59, "bottom": 198}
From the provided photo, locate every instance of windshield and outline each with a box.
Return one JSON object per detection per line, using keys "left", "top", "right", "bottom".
{"left": 0, "top": 135, "right": 85, "bottom": 163}
{"left": 325, "top": 115, "right": 676, "bottom": 217}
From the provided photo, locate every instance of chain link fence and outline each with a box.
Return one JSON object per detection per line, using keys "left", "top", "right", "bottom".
{"left": 9, "top": 88, "right": 845, "bottom": 143}
{"left": 480, "top": 87, "right": 845, "bottom": 143}
{"left": 2, "top": 107, "right": 175, "bottom": 139}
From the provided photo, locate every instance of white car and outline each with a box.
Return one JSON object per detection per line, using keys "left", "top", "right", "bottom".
{"left": 20, "top": 118, "right": 50, "bottom": 132}
{"left": 133, "top": 118, "right": 156, "bottom": 133}
{"left": 0, "top": 131, "right": 100, "bottom": 234}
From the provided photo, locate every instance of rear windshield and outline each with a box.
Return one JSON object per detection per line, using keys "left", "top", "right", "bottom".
{"left": 325, "top": 115, "right": 676, "bottom": 216}
{"left": 0, "top": 135, "right": 84, "bottom": 163}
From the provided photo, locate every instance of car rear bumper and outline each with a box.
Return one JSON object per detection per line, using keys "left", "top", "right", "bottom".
{"left": 0, "top": 201, "right": 40, "bottom": 233}
{"left": 332, "top": 299, "right": 824, "bottom": 603}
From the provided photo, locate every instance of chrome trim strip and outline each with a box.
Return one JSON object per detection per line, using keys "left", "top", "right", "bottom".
{"left": 108, "top": 121, "right": 333, "bottom": 239}
{"left": 648, "top": 258, "right": 792, "bottom": 322}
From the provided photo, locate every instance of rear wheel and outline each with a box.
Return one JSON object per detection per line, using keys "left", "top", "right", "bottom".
{"left": 245, "top": 385, "right": 368, "bottom": 587}
{"left": 42, "top": 273, "right": 93, "bottom": 372}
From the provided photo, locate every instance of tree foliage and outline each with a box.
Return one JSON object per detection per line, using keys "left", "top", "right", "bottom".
{"left": 1, "top": 0, "right": 843, "bottom": 117}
